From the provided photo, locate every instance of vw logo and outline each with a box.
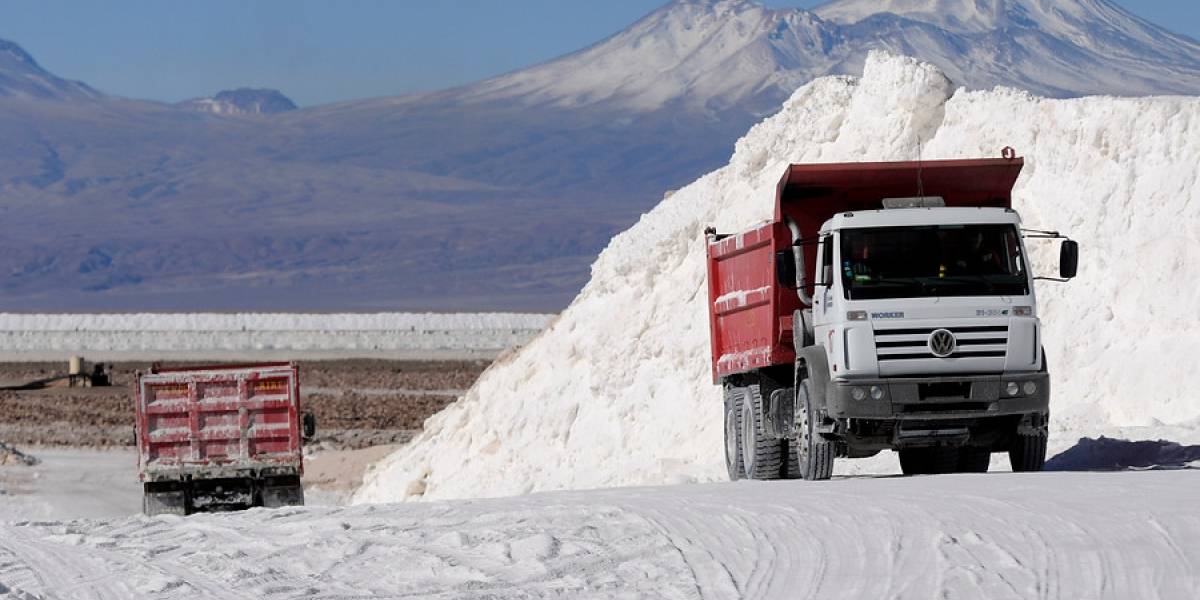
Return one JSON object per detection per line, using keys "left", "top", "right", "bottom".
{"left": 928, "top": 329, "right": 957, "bottom": 358}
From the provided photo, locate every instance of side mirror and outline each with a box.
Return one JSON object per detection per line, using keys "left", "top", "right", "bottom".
{"left": 775, "top": 250, "right": 797, "bottom": 288}
{"left": 302, "top": 412, "right": 316, "bottom": 439}
{"left": 1059, "top": 240, "right": 1078, "bottom": 279}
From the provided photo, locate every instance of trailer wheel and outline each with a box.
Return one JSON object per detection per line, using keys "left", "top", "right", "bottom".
{"left": 1009, "top": 434, "right": 1047, "bottom": 472}
{"left": 740, "top": 384, "right": 786, "bottom": 480}
{"left": 899, "top": 447, "right": 959, "bottom": 475}
{"left": 790, "top": 368, "right": 834, "bottom": 480}
{"left": 723, "top": 383, "right": 744, "bottom": 481}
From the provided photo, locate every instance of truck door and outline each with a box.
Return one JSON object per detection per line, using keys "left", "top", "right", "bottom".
{"left": 812, "top": 233, "right": 838, "bottom": 350}
{"left": 813, "top": 234, "right": 836, "bottom": 322}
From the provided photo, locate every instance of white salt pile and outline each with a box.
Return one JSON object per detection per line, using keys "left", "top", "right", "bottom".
{"left": 356, "top": 52, "right": 1200, "bottom": 503}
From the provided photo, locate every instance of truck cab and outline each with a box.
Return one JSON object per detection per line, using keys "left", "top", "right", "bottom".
{"left": 705, "top": 154, "right": 1077, "bottom": 480}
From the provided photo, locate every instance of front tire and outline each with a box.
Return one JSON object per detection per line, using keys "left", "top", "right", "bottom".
{"left": 791, "top": 367, "right": 834, "bottom": 480}
{"left": 1009, "top": 434, "right": 1047, "bottom": 472}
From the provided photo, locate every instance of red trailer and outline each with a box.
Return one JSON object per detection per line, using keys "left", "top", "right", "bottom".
{"left": 135, "top": 362, "right": 314, "bottom": 515}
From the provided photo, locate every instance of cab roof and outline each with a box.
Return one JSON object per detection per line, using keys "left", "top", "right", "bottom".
{"left": 821, "top": 206, "right": 1022, "bottom": 232}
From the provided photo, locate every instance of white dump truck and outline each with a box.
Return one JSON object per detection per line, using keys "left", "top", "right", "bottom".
{"left": 705, "top": 152, "right": 1078, "bottom": 479}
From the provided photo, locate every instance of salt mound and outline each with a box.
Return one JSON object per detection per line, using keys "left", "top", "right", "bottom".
{"left": 355, "top": 52, "right": 1200, "bottom": 503}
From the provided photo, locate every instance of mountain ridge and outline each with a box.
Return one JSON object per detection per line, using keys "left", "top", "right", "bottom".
{"left": 0, "top": 39, "right": 101, "bottom": 101}
{"left": 1, "top": 0, "right": 1199, "bottom": 310}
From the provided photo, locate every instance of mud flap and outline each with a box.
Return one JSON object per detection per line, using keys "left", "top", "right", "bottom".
{"left": 765, "top": 387, "right": 795, "bottom": 439}
{"left": 143, "top": 488, "right": 187, "bottom": 517}
{"left": 261, "top": 476, "right": 305, "bottom": 508}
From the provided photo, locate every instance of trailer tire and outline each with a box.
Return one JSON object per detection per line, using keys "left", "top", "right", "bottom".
{"left": 789, "top": 364, "right": 834, "bottom": 480}
{"left": 740, "top": 384, "right": 786, "bottom": 480}
{"left": 1009, "top": 434, "right": 1047, "bottom": 472}
{"left": 723, "top": 383, "right": 744, "bottom": 481}
{"left": 899, "top": 447, "right": 959, "bottom": 475}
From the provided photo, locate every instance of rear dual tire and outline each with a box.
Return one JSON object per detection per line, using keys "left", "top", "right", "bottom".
{"left": 740, "top": 385, "right": 786, "bottom": 480}
{"left": 723, "top": 369, "right": 833, "bottom": 482}
{"left": 723, "top": 383, "right": 745, "bottom": 481}
{"left": 723, "top": 382, "right": 789, "bottom": 481}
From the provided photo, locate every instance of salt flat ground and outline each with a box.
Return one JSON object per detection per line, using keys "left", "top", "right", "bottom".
{"left": 0, "top": 467, "right": 1197, "bottom": 599}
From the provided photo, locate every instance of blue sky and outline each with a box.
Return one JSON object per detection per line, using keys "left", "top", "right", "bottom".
{"left": 2, "top": 1, "right": 1196, "bottom": 106}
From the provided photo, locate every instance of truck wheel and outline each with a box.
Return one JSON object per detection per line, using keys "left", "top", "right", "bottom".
{"left": 723, "top": 383, "right": 744, "bottom": 481}
{"left": 899, "top": 448, "right": 959, "bottom": 475}
{"left": 740, "top": 384, "right": 785, "bottom": 480}
{"left": 790, "top": 369, "right": 834, "bottom": 480}
{"left": 957, "top": 447, "right": 991, "bottom": 473}
{"left": 1009, "top": 434, "right": 1047, "bottom": 472}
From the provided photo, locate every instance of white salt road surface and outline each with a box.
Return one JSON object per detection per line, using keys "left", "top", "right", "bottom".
{"left": 0, "top": 470, "right": 1197, "bottom": 598}
{"left": 0, "top": 449, "right": 349, "bottom": 523}
{"left": 0, "top": 449, "right": 141, "bottom": 521}
{"left": 357, "top": 51, "right": 1200, "bottom": 503}
{"left": 0, "top": 312, "right": 553, "bottom": 361}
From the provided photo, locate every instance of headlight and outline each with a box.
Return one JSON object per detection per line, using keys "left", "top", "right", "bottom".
{"left": 1005, "top": 381, "right": 1020, "bottom": 396}
{"left": 1022, "top": 381, "right": 1038, "bottom": 396}
{"left": 851, "top": 387, "right": 867, "bottom": 401}
{"left": 870, "top": 385, "right": 885, "bottom": 400}
{"left": 1013, "top": 306, "right": 1033, "bottom": 317}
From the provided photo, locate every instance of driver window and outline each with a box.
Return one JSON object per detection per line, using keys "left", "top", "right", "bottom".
{"left": 820, "top": 235, "right": 833, "bottom": 284}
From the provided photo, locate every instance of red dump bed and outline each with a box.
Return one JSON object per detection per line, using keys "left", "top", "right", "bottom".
{"left": 706, "top": 156, "right": 1024, "bottom": 382}
{"left": 135, "top": 363, "right": 303, "bottom": 481}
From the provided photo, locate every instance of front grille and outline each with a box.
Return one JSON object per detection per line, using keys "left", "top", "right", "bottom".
{"left": 875, "top": 325, "right": 1008, "bottom": 362}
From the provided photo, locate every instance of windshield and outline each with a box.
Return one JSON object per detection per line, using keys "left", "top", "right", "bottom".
{"left": 840, "top": 224, "right": 1028, "bottom": 299}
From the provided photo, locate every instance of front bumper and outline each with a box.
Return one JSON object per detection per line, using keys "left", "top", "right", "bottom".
{"left": 827, "top": 372, "right": 1049, "bottom": 421}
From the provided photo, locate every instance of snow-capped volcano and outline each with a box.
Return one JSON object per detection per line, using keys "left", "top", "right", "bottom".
{"left": 459, "top": 0, "right": 830, "bottom": 114}
{"left": 0, "top": 38, "right": 100, "bottom": 101}
{"left": 458, "top": 0, "right": 1200, "bottom": 114}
